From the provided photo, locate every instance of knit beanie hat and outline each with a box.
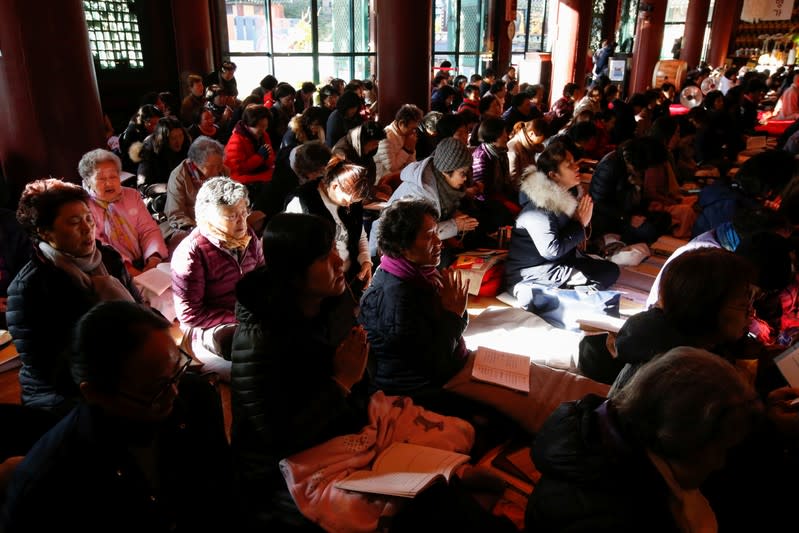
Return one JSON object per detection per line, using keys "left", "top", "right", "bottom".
{"left": 433, "top": 137, "right": 472, "bottom": 173}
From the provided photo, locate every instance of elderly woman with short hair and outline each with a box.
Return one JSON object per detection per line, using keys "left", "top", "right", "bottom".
{"left": 359, "top": 198, "right": 470, "bottom": 412}
{"left": 79, "top": 148, "right": 168, "bottom": 277}
{"left": 171, "top": 177, "right": 264, "bottom": 381}
{"left": 7, "top": 178, "right": 141, "bottom": 416}
{"left": 165, "top": 136, "right": 228, "bottom": 234}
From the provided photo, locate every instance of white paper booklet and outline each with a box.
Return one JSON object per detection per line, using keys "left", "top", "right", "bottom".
{"left": 471, "top": 346, "right": 531, "bottom": 393}
{"left": 134, "top": 263, "right": 172, "bottom": 295}
{"left": 775, "top": 343, "right": 799, "bottom": 388}
{"left": 334, "top": 442, "right": 470, "bottom": 498}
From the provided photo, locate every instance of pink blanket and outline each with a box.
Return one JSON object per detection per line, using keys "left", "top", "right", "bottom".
{"left": 279, "top": 391, "right": 475, "bottom": 533}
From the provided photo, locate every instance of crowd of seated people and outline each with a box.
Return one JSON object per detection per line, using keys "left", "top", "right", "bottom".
{"left": 2, "top": 60, "right": 799, "bottom": 532}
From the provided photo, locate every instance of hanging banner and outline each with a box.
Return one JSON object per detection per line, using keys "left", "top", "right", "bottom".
{"left": 741, "top": 0, "right": 795, "bottom": 21}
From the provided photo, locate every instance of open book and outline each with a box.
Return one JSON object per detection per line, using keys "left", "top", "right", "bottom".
{"left": 775, "top": 342, "right": 799, "bottom": 388}
{"left": 333, "top": 442, "right": 470, "bottom": 498}
{"left": 0, "top": 331, "right": 20, "bottom": 373}
{"left": 471, "top": 346, "right": 531, "bottom": 393}
{"left": 133, "top": 262, "right": 172, "bottom": 295}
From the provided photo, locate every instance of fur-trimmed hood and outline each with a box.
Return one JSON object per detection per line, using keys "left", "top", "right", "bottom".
{"left": 519, "top": 168, "right": 577, "bottom": 217}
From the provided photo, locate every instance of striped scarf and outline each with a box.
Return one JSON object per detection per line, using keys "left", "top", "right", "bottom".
{"left": 91, "top": 194, "right": 141, "bottom": 262}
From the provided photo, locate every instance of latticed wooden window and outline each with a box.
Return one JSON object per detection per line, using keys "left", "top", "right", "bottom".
{"left": 83, "top": 0, "right": 144, "bottom": 70}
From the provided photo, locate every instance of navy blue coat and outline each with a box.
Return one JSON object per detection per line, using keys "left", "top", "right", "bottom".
{"left": 359, "top": 268, "right": 467, "bottom": 396}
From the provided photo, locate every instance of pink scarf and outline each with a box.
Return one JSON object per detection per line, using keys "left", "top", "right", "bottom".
{"left": 90, "top": 193, "right": 141, "bottom": 262}
{"left": 379, "top": 255, "right": 441, "bottom": 289}
{"left": 379, "top": 255, "right": 467, "bottom": 360}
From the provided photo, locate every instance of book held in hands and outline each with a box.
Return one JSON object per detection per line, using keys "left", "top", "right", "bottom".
{"left": 333, "top": 442, "right": 470, "bottom": 498}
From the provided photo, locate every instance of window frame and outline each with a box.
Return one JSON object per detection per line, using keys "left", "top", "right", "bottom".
{"left": 225, "top": 0, "right": 376, "bottom": 85}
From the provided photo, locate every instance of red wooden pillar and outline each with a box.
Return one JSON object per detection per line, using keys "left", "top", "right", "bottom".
{"left": 495, "top": 0, "right": 514, "bottom": 74}
{"left": 549, "top": 0, "right": 593, "bottom": 107}
{"left": 628, "top": 0, "right": 668, "bottom": 94}
{"left": 171, "top": 0, "right": 214, "bottom": 96}
{"left": 679, "top": 0, "right": 711, "bottom": 69}
{"left": 707, "top": 0, "right": 741, "bottom": 68}
{"left": 375, "top": 0, "right": 432, "bottom": 125}
{"left": 0, "top": 0, "right": 105, "bottom": 203}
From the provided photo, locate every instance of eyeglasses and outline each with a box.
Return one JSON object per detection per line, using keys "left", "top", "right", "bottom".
{"left": 220, "top": 208, "right": 252, "bottom": 222}
{"left": 117, "top": 348, "right": 192, "bottom": 409}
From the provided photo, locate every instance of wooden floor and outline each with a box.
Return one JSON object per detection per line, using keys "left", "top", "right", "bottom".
{"left": 0, "top": 365, "right": 20, "bottom": 405}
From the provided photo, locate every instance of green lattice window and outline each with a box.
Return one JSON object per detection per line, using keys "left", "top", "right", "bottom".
{"left": 83, "top": 0, "right": 144, "bottom": 70}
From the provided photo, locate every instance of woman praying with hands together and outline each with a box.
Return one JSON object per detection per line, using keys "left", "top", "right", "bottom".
{"left": 359, "top": 198, "right": 472, "bottom": 414}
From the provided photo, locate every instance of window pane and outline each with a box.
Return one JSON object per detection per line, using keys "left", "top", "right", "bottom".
{"left": 354, "top": 56, "right": 373, "bottom": 81}
{"left": 530, "top": 0, "right": 547, "bottom": 52}
{"left": 273, "top": 56, "right": 314, "bottom": 88}
{"left": 82, "top": 0, "right": 144, "bottom": 70}
{"left": 318, "top": 0, "right": 350, "bottom": 53}
{"left": 271, "top": 0, "right": 313, "bottom": 53}
{"left": 318, "top": 55, "right": 352, "bottom": 82}
{"left": 665, "top": 0, "right": 689, "bottom": 23}
{"left": 434, "top": 54, "right": 455, "bottom": 72}
{"left": 460, "top": 0, "right": 483, "bottom": 53}
{"left": 353, "top": 0, "right": 370, "bottom": 53}
{"left": 226, "top": 1, "right": 268, "bottom": 52}
{"left": 459, "top": 55, "right": 479, "bottom": 80}
{"left": 511, "top": 3, "right": 527, "bottom": 53}
{"left": 232, "top": 55, "right": 275, "bottom": 96}
{"left": 661, "top": 24, "right": 684, "bottom": 59}
{"left": 434, "top": 0, "right": 457, "bottom": 52}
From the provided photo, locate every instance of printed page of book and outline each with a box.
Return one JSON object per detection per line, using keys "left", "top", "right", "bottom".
{"left": 471, "top": 347, "right": 531, "bottom": 393}
{"left": 775, "top": 343, "right": 799, "bottom": 388}
{"left": 372, "top": 442, "right": 470, "bottom": 480}
{"left": 334, "top": 471, "right": 442, "bottom": 498}
{"left": 134, "top": 266, "right": 172, "bottom": 296}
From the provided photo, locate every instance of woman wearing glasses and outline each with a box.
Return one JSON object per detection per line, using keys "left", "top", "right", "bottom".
{"left": 171, "top": 177, "right": 264, "bottom": 382}
{"left": 2, "top": 301, "right": 232, "bottom": 532}
{"left": 610, "top": 246, "right": 772, "bottom": 393}
{"left": 284, "top": 158, "right": 374, "bottom": 291}
{"left": 7, "top": 178, "right": 141, "bottom": 417}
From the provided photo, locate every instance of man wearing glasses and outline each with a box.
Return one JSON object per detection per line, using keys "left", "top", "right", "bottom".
{"left": 1, "top": 301, "right": 232, "bottom": 531}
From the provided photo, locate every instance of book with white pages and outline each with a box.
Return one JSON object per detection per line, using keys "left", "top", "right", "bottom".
{"left": 471, "top": 346, "right": 531, "bottom": 393}
{"left": 134, "top": 262, "right": 172, "bottom": 296}
{"left": 774, "top": 342, "right": 799, "bottom": 388}
{"left": 333, "top": 442, "right": 470, "bottom": 498}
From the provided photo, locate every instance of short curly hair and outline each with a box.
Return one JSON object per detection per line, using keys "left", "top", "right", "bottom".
{"left": 77, "top": 148, "right": 122, "bottom": 187}
{"left": 377, "top": 198, "right": 439, "bottom": 258}
{"left": 17, "top": 178, "right": 89, "bottom": 240}
{"left": 194, "top": 176, "right": 249, "bottom": 225}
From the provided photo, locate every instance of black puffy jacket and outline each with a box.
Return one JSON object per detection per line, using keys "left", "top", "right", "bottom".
{"left": 358, "top": 268, "right": 467, "bottom": 396}
{"left": 6, "top": 243, "right": 141, "bottom": 416}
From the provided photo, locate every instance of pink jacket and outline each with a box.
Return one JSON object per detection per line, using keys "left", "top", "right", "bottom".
{"left": 88, "top": 187, "right": 167, "bottom": 265}
{"left": 171, "top": 226, "right": 264, "bottom": 329}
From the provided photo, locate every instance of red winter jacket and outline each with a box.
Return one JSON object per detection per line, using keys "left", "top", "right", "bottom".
{"left": 224, "top": 121, "right": 276, "bottom": 184}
